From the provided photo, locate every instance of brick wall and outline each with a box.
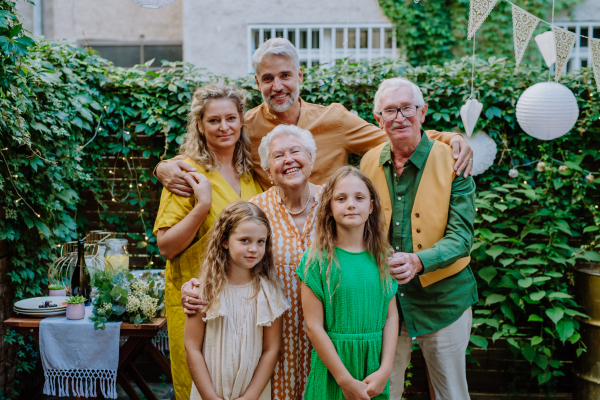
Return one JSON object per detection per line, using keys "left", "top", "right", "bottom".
{"left": 0, "top": 239, "right": 16, "bottom": 396}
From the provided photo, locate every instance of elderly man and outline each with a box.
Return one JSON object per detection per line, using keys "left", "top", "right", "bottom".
{"left": 360, "top": 77, "right": 477, "bottom": 400}
{"left": 155, "top": 38, "right": 474, "bottom": 193}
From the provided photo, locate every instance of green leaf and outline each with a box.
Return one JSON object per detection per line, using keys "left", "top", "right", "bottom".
{"left": 478, "top": 266, "right": 497, "bottom": 284}
{"left": 583, "top": 226, "right": 599, "bottom": 233}
{"left": 530, "top": 336, "right": 543, "bottom": 346}
{"left": 521, "top": 344, "right": 536, "bottom": 362}
{"left": 470, "top": 334, "right": 488, "bottom": 349}
{"left": 545, "top": 308, "right": 565, "bottom": 324}
{"left": 556, "top": 320, "right": 575, "bottom": 343}
{"left": 534, "top": 353, "right": 549, "bottom": 370}
{"left": 518, "top": 277, "right": 533, "bottom": 288}
{"left": 564, "top": 308, "right": 590, "bottom": 319}
{"left": 485, "top": 294, "right": 506, "bottom": 306}
{"left": 528, "top": 314, "right": 543, "bottom": 322}
{"left": 578, "top": 251, "right": 600, "bottom": 262}
{"left": 507, "top": 338, "right": 520, "bottom": 349}
{"left": 548, "top": 292, "right": 572, "bottom": 299}
{"left": 33, "top": 219, "right": 51, "bottom": 237}
{"left": 485, "top": 246, "right": 503, "bottom": 260}
{"left": 9, "top": 23, "right": 22, "bottom": 38}
{"left": 530, "top": 291, "right": 546, "bottom": 301}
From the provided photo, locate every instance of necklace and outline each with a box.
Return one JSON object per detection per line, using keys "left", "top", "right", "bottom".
{"left": 280, "top": 185, "right": 312, "bottom": 216}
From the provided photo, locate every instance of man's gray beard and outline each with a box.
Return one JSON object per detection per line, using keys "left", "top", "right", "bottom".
{"left": 263, "top": 88, "right": 299, "bottom": 113}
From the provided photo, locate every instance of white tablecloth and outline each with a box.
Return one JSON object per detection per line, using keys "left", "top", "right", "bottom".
{"left": 39, "top": 306, "right": 121, "bottom": 398}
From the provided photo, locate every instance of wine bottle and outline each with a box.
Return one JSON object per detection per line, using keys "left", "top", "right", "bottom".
{"left": 71, "top": 238, "right": 92, "bottom": 306}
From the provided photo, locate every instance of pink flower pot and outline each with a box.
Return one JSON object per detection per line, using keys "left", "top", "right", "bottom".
{"left": 49, "top": 289, "right": 66, "bottom": 297}
{"left": 66, "top": 303, "right": 85, "bottom": 320}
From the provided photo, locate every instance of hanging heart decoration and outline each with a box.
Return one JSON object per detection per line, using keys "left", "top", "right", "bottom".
{"left": 460, "top": 98, "right": 483, "bottom": 137}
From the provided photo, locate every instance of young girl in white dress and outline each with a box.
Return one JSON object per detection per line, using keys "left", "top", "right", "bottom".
{"left": 185, "top": 201, "right": 290, "bottom": 400}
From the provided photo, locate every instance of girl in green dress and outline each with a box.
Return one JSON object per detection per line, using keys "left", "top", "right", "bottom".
{"left": 297, "top": 166, "right": 399, "bottom": 400}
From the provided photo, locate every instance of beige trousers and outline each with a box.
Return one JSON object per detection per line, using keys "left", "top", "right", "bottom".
{"left": 389, "top": 308, "right": 472, "bottom": 400}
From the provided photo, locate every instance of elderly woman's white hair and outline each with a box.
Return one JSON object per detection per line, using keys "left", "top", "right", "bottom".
{"left": 373, "top": 77, "right": 425, "bottom": 114}
{"left": 258, "top": 124, "right": 317, "bottom": 172}
{"left": 252, "top": 38, "right": 300, "bottom": 75}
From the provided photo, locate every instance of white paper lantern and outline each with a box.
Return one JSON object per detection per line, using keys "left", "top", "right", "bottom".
{"left": 463, "top": 131, "right": 498, "bottom": 176}
{"left": 516, "top": 82, "right": 579, "bottom": 141}
{"left": 509, "top": 168, "right": 519, "bottom": 178}
{"left": 131, "top": 0, "right": 177, "bottom": 8}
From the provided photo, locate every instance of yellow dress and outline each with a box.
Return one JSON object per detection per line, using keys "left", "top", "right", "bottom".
{"left": 153, "top": 158, "right": 263, "bottom": 400}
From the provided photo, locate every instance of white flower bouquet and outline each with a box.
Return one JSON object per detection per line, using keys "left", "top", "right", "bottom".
{"left": 90, "top": 271, "right": 165, "bottom": 330}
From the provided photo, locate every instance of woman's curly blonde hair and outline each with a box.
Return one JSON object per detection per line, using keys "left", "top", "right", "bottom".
{"left": 198, "top": 201, "right": 283, "bottom": 313}
{"left": 180, "top": 83, "right": 253, "bottom": 181}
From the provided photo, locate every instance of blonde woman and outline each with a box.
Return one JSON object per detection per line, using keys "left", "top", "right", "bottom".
{"left": 153, "top": 83, "right": 263, "bottom": 400}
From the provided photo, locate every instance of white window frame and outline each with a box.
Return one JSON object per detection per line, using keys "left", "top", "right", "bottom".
{"left": 555, "top": 22, "right": 599, "bottom": 72}
{"left": 247, "top": 23, "right": 396, "bottom": 73}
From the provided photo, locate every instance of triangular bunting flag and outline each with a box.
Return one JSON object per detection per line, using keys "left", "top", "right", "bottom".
{"left": 468, "top": 0, "right": 499, "bottom": 40}
{"left": 590, "top": 38, "right": 600, "bottom": 92}
{"left": 552, "top": 26, "right": 577, "bottom": 82}
{"left": 512, "top": 5, "right": 540, "bottom": 67}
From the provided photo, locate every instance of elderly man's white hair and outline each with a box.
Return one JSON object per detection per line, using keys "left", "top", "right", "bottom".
{"left": 258, "top": 124, "right": 317, "bottom": 172}
{"left": 373, "top": 77, "right": 426, "bottom": 114}
{"left": 252, "top": 38, "right": 300, "bottom": 76}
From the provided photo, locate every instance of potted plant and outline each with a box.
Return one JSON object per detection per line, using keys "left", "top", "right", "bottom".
{"left": 66, "top": 296, "right": 87, "bottom": 320}
{"left": 48, "top": 284, "right": 66, "bottom": 297}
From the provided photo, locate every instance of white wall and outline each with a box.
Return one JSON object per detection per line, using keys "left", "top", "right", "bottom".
{"left": 16, "top": 0, "right": 182, "bottom": 42}
{"left": 556, "top": 0, "right": 600, "bottom": 22}
{"left": 182, "top": 0, "right": 391, "bottom": 77}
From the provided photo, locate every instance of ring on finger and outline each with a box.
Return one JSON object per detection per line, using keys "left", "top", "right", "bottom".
{"left": 185, "top": 296, "right": 189, "bottom": 303}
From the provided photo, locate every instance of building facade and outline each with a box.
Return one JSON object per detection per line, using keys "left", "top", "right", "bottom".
{"left": 15, "top": 0, "right": 600, "bottom": 76}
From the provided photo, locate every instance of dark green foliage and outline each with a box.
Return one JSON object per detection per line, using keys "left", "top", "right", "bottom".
{"left": 378, "top": 0, "right": 584, "bottom": 66}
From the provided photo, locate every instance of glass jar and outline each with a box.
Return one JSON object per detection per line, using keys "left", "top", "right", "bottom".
{"left": 105, "top": 238, "right": 130, "bottom": 274}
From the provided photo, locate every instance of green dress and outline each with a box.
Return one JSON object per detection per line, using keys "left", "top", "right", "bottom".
{"left": 296, "top": 248, "right": 398, "bottom": 400}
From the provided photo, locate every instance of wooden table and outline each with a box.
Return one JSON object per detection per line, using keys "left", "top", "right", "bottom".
{"left": 4, "top": 316, "right": 172, "bottom": 400}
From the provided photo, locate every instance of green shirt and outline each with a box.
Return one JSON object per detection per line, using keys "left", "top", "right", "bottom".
{"left": 380, "top": 132, "right": 478, "bottom": 337}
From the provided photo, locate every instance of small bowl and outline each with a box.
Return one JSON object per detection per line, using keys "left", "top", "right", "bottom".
{"left": 49, "top": 289, "right": 66, "bottom": 297}
{"left": 66, "top": 303, "right": 85, "bottom": 320}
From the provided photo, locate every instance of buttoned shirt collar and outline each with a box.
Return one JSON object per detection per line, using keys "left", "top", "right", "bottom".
{"left": 378, "top": 130, "right": 432, "bottom": 170}
{"left": 261, "top": 97, "right": 304, "bottom": 122}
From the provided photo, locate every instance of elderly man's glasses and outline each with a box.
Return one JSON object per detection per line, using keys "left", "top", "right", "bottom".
{"left": 379, "top": 105, "right": 420, "bottom": 121}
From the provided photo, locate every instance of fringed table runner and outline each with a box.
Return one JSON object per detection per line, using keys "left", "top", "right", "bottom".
{"left": 40, "top": 307, "right": 121, "bottom": 399}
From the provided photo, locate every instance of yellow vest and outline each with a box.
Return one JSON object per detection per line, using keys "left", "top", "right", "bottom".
{"left": 360, "top": 139, "right": 471, "bottom": 287}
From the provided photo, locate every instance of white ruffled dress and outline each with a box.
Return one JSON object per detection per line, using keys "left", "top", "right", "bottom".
{"left": 190, "top": 278, "right": 291, "bottom": 400}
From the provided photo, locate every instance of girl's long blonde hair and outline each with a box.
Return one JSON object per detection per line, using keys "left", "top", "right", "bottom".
{"left": 306, "top": 166, "right": 393, "bottom": 295}
{"left": 180, "top": 83, "right": 253, "bottom": 181}
{"left": 198, "top": 201, "right": 281, "bottom": 313}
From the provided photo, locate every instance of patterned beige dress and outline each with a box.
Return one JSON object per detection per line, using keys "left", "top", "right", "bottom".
{"left": 250, "top": 186, "right": 323, "bottom": 400}
{"left": 190, "top": 278, "right": 290, "bottom": 400}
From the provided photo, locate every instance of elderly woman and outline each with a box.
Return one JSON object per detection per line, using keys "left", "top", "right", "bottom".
{"left": 182, "top": 124, "right": 321, "bottom": 400}
{"left": 154, "top": 83, "right": 263, "bottom": 400}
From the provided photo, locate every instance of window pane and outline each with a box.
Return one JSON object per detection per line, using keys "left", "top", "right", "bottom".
{"left": 264, "top": 30, "right": 272, "bottom": 42}
{"left": 372, "top": 29, "right": 380, "bottom": 48}
{"left": 253, "top": 29, "right": 260, "bottom": 50}
{"left": 92, "top": 45, "right": 140, "bottom": 67}
{"left": 312, "top": 30, "right": 319, "bottom": 49}
{"left": 581, "top": 28, "right": 588, "bottom": 47}
{"left": 384, "top": 28, "right": 393, "bottom": 48}
{"left": 568, "top": 26, "right": 576, "bottom": 33}
{"left": 300, "top": 61, "right": 307, "bottom": 68}
{"left": 275, "top": 29, "right": 283, "bottom": 38}
{"left": 312, "top": 59, "right": 319, "bottom": 66}
{"left": 144, "top": 45, "right": 182, "bottom": 63}
{"left": 288, "top": 30, "right": 296, "bottom": 45}
{"left": 360, "top": 29, "right": 368, "bottom": 48}
{"left": 336, "top": 29, "right": 344, "bottom": 48}
{"left": 581, "top": 59, "right": 588, "bottom": 68}
{"left": 300, "top": 29, "right": 307, "bottom": 49}
{"left": 594, "top": 27, "right": 600, "bottom": 39}
{"left": 348, "top": 29, "right": 356, "bottom": 48}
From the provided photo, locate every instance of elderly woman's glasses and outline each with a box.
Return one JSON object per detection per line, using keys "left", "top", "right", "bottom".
{"left": 379, "top": 105, "right": 420, "bottom": 121}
